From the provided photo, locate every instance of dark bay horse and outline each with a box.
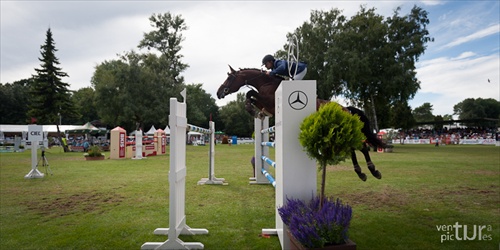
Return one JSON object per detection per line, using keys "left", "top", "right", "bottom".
{"left": 216, "top": 66, "right": 385, "bottom": 181}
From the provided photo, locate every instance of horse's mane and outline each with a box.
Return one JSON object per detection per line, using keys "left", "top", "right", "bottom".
{"left": 239, "top": 68, "right": 262, "bottom": 72}
{"left": 238, "top": 68, "right": 285, "bottom": 80}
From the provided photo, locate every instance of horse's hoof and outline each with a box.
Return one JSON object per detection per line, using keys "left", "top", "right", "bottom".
{"left": 358, "top": 173, "right": 367, "bottom": 182}
{"left": 373, "top": 171, "right": 382, "bottom": 179}
{"left": 261, "top": 108, "right": 273, "bottom": 117}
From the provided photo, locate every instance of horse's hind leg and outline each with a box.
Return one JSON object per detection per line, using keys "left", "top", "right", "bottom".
{"left": 351, "top": 149, "right": 367, "bottom": 181}
{"left": 360, "top": 143, "right": 382, "bottom": 179}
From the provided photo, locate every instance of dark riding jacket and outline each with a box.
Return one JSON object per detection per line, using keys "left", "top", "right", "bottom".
{"left": 270, "top": 60, "right": 307, "bottom": 77}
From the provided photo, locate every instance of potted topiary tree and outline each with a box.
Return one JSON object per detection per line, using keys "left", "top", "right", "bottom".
{"left": 278, "top": 102, "right": 365, "bottom": 249}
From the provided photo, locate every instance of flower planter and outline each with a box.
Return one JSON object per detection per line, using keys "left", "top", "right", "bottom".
{"left": 288, "top": 231, "right": 356, "bottom": 250}
{"left": 85, "top": 155, "right": 105, "bottom": 161}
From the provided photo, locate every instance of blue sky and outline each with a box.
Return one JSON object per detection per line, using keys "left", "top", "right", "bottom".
{"left": 1, "top": 1, "right": 499, "bottom": 118}
{"left": 409, "top": 1, "right": 499, "bottom": 117}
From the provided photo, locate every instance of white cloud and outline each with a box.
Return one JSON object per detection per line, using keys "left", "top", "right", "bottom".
{"left": 1, "top": 1, "right": 498, "bottom": 115}
{"left": 416, "top": 53, "right": 500, "bottom": 115}
{"left": 453, "top": 51, "right": 476, "bottom": 60}
{"left": 441, "top": 24, "right": 500, "bottom": 49}
{"left": 419, "top": 0, "right": 446, "bottom": 6}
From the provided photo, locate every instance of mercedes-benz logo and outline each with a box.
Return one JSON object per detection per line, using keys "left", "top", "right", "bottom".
{"left": 288, "top": 91, "right": 308, "bottom": 110}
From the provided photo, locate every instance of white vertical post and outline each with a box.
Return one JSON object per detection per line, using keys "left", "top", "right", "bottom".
{"left": 209, "top": 121, "right": 215, "bottom": 179}
{"left": 197, "top": 121, "right": 226, "bottom": 185}
{"left": 275, "top": 80, "right": 317, "bottom": 249}
{"left": 134, "top": 130, "right": 143, "bottom": 159}
{"left": 251, "top": 117, "right": 270, "bottom": 184}
{"left": 25, "top": 125, "right": 44, "bottom": 179}
{"left": 142, "top": 97, "right": 208, "bottom": 250}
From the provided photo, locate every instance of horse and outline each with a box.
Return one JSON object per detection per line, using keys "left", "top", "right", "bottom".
{"left": 216, "top": 65, "right": 385, "bottom": 181}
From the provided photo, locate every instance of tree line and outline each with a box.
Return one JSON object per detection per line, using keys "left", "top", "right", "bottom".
{"left": 1, "top": 7, "right": 499, "bottom": 138}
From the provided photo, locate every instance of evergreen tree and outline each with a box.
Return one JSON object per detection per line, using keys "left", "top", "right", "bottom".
{"left": 29, "top": 28, "right": 78, "bottom": 152}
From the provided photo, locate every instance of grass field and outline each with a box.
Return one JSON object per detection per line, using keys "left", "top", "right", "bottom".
{"left": 0, "top": 144, "right": 499, "bottom": 250}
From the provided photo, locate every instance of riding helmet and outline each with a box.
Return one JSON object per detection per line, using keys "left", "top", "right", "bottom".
{"left": 262, "top": 54, "right": 274, "bottom": 65}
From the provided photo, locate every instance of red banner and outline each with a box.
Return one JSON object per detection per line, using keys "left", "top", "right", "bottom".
{"left": 119, "top": 132, "right": 126, "bottom": 158}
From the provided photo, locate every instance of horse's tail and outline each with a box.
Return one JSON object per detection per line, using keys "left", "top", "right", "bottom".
{"left": 346, "top": 106, "right": 386, "bottom": 148}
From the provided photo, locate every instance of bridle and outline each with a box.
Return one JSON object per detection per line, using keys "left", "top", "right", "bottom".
{"left": 223, "top": 70, "right": 266, "bottom": 95}
{"left": 222, "top": 73, "right": 237, "bottom": 95}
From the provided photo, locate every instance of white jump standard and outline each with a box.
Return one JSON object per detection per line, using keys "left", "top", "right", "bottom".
{"left": 25, "top": 125, "right": 45, "bottom": 179}
{"left": 253, "top": 81, "right": 318, "bottom": 250}
{"left": 141, "top": 95, "right": 209, "bottom": 250}
{"left": 190, "top": 122, "right": 226, "bottom": 185}
{"left": 251, "top": 116, "right": 276, "bottom": 186}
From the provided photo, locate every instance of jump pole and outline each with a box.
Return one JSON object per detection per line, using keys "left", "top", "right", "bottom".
{"left": 250, "top": 116, "right": 271, "bottom": 185}
{"left": 264, "top": 80, "right": 317, "bottom": 250}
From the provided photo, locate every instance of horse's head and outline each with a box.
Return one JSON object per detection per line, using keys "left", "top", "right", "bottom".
{"left": 217, "top": 65, "right": 280, "bottom": 99}
{"left": 217, "top": 65, "right": 244, "bottom": 99}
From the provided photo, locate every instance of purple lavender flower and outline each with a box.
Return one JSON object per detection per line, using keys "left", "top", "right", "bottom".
{"left": 278, "top": 196, "right": 352, "bottom": 248}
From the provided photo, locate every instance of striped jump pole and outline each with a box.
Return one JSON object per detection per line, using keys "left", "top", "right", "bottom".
{"left": 250, "top": 116, "right": 278, "bottom": 185}
{"left": 261, "top": 168, "right": 276, "bottom": 187}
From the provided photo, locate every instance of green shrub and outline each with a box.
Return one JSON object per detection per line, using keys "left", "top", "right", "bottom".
{"left": 299, "top": 102, "right": 365, "bottom": 202}
{"left": 85, "top": 145, "right": 103, "bottom": 157}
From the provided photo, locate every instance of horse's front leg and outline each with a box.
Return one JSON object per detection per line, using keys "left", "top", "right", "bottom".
{"left": 351, "top": 149, "right": 367, "bottom": 181}
{"left": 259, "top": 95, "right": 275, "bottom": 117}
{"left": 245, "top": 90, "right": 263, "bottom": 118}
{"left": 247, "top": 90, "right": 273, "bottom": 119}
{"left": 360, "top": 143, "right": 382, "bottom": 179}
{"left": 245, "top": 97, "right": 257, "bottom": 117}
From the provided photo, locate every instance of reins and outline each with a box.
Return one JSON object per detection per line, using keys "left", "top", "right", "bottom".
{"left": 241, "top": 70, "right": 282, "bottom": 90}
{"left": 243, "top": 71, "right": 266, "bottom": 86}
{"left": 223, "top": 69, "right": 279, "bottom": 95}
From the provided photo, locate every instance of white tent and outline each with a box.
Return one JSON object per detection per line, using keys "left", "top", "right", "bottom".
{"left": 0, "top": 124, "right": 81, "bottom": 134}
{"left": 163, "top": 126, "right": 170, "bottom": 135}
{"left": 64, "top": 122, "right": 100, "bottom": 134}
{"left": 146, "top": 125, "right": 157, "bottom": 135}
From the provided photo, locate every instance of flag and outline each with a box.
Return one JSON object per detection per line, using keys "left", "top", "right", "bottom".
{"left": 31, "top": 117, "right": 37, "bottom": 124}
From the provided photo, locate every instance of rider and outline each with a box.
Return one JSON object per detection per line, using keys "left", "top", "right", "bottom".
{"left": 261, "top": 54, "right": 307, "bottom": 80}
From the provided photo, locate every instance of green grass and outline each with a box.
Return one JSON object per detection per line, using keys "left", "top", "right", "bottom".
{"left": 1, "top": 144, "right": 499, "bottom": 249}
